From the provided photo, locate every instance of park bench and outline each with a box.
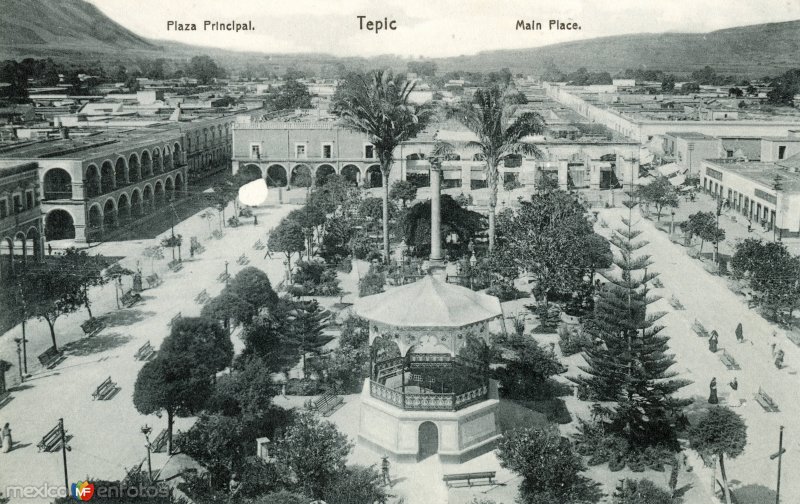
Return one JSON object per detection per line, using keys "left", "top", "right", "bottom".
{"left": 92, "top": 376, "right": 119, "bottom": 401}
{"left": 150, "top": 429, "right": 169, "bottom": 453}
{"left": 195, "top": 289, "right": 210, "bottom": 304}
{"left": 755, "top": 387, "right": 779, "bottom": 413}
{"left": 37, "top": 346, "right": 65, "bottom": 370}
{"left": 146, "top": 273, "right": 162, "bottom": 289}
{"left": 669, "top": 296, "right": 685, "bottom": 310}
{"left": 311, "top": 390, "right": 344, "bottom": 417}
{"left": 720, "top": 349, "right": 740, "bottom": 371}
{"left": 253, "top": 239, "right": 265, "bottom": 250}
{"left": 691, "top": 319, "right": 709, "bottom": 338}
{"left": 37, "top": 424, "right": 63, "bottom": 452}
{"left": 168, "top": 260, "right": 183, "bottom": 272}
{"left": 237, "top": 254, "right": 250, "bottom": 266}
{"left": 217, "top": 271, "right": 230, "bottom": 283}
{"left": 168, "top": 312, "right": 182, "bottom": 327}
{"left": 134, "top": 341, "right": 157, "bottom": 361}
{"left": 442, "top": 471, "right": 496, "bottom": 488}
{"left": 121, "top": 290, "right": 142, "bottom": 308}
{"left": 80, "top": 317, "right": 105, "bottom": 337}
{"left": 652, "top": 278, "right": 664, "bottom": 288}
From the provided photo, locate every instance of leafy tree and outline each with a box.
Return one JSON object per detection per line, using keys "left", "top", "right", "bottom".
{"left": 403, "top": 194, "right": 486, "bottom": 258}
{"left": 689, "top": 407, "right": 747, "bottom": 504}
{"left": 160, "top": 233, "right": 183, "bottom": 261}
{"left": 494, "top": 333, "right": 563, "bottom": 399}
{"left": 322, "top": 465, "right": 390, "bottom": 504}
{"left": 505, "top": 90, "right": 529, "bottom": 104}
{"left": 332, "top": 69, "right": 435, "bottom": 261}
{"left": 731, "top": 240, "right": 800, "bottom": 321}
{"left": 310, "top": 174, "right": 362, "bottom": 217}
{"left": 767, "top": 69, "right": 800, "bottom": 106}
{"left": 680, "top": 82, "right": 700, "bottom": 94}
{"left": 160, "top": 317, "right": 233, "bottom": 376}
{"left": 241, "top": 297, "right": 302, "bottom": 372}
{"left": 61, "top": 247, "right": 110, "bottom": 319}
{"left": 186, "top": 55, "right": 225, "bottom": 84}
{"left": 681, "top": 211, "right": 724, "bottom": 253}
{"left": 288, "top": 205, "right": 326, "bottom": 260}
{"left": 19, "top": 267, "right": 83, "bottom": 352}
{"left": 226, "top": 266, "right": 280, "bottom": 321}
{"left": 358, "top": 264, "right": 385, "bottom": 297}
{"left": 250, "top": 491, "right": 310, "bottom": 504}
{"left": 133, "top": 354, "right": 213, "bottom": 454}
{"left": 359, "top": 196, "right": 397, "bottom": 223}
{"left": 441, "top": 85, "right": 545, "bottom": 251}
{"left": 661, "top": 76, "right": 676, "bottom": 93}
{"left": 273, "top": 412, "right": 353, "bottom": 499}
{"left": 495, "top": 190, "right": 603, "bottom": 304}
{"left": 498, "top": 427, "right": 603, "bottom": 504}
{"left": 613, "top": 478, "right": 673, "bottom": 504}
{"left": 201, "top": 291, "right": 253, "bottom": 329}
{"left": 389, "top": 180, "right": 417, "bottom": 207}
{"left": 105, "top": 263, "right": 134, "bottom": 309}
{"left": 574, "top": 207, "right": 691, "bottom": 451}
{"left": 638, "top": 177, "right": 679, "bottom": 221}
{"left": 407, "top": 60, "right": 437, "bottom": 77}
{"left": 268, "top": 79, "right": 313, "bottom": 110}
{"left": 141, "top": 245, "right": 164, "bottom": 274}
{"left": 270, "top": 218, "right": 306, "bottom": 275}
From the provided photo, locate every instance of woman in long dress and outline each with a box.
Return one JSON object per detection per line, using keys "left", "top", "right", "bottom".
{"left": 1, "top": 423, "right": 11, "bottom": 453}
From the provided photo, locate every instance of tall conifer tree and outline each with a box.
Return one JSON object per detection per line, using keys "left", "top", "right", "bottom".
{"left": 574, "top": 201, "right": 690, "bottom": 449}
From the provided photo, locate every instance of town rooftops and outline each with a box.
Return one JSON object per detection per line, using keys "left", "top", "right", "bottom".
{"left": 706, "top": 158, "right": 800, "bottom": 192}
{"left": 0, "top": 161, "right": 39, "bottom": 177}
{"left": 0, "top": 128, "right": 180, "bottom": 161}
{"left": 665, "top": 131, "right": 717, "bottom": 140}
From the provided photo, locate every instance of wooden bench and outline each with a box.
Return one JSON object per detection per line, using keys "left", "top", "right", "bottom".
{"left": 37, "top": 346, "right": 65, "bottom": 370}
{"left": 92, "top": 376, "right": 119, "bottom": 401}
{"left": 134, "top": 341, "right": 156, "bottom": 361}
{"left": 121, "top": 290, "right": 142, "bottom": 308}
{"left": 237, "top": 254, "right": 250, "bottom": 266}
{"left": 652, "top": 278, "right": 664, "bottom": 288}
{"left": 150, "top": 429, "right": 169, "bottom": 453}
{"left": 720, "top": 349, "right": 740, "bottom": 370}
{"left": 217, "top": 272, "right": 230, "bottom": 283}
{"left": 311, "top": 391, "right": 344, "bottom": 417}
{"left": 37, "top": 425, "right": 63, "bottom": 452}
{"left": 195, "top": 289, "right": 210, "bottom": 304}
{"left": 755, "top": 387, "right": 779, "bottom": 413}
{"left": 691, "top": 319, "right": 709, "bottom": 338}
{"left": 168, "top": 260, "right": 183, "bottom": 272}
{"left": 669, "top": 296, "right": 685, "bottom": 310}
{"left": 253, "top": 239, "right": 265, "bottom": 250}
{"left": 80, "top": 317, "right": 105, "bottom": 337}
{"left": 168, "top": 312, "right": 182, "bottom": 327}
{"left": 146, "top": 273, "right": 162, "bottom": 288}
{"left": 442, "top": 471, "right": 496, "bottom": 488}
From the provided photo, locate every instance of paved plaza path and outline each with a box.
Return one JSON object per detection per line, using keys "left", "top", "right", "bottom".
{"left": 595, "top": 206, "right": 799, "bottom": 504}
{"left": 0, "top": 202, "right": 294, "bottom": 502}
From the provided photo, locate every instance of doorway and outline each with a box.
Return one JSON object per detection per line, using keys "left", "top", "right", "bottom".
{"left": 418, "top": 421, "right": 439, "bottom": 460}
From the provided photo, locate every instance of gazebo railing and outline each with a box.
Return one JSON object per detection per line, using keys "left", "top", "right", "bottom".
{"left": 369, "top": 379, "right": 489, "bottom": 411}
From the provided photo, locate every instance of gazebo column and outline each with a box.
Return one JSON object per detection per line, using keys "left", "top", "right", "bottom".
{"left": 430, "top": 163, "right": 443, "bottom": 265}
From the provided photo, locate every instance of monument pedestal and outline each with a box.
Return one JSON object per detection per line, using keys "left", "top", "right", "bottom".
{"left": 357, "top": 379, "right": 502, "bottom": 464}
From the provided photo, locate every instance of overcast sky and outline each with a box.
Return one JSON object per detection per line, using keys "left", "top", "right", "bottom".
{"left": 88, "top": 0, "right": 800, "bottom": 58}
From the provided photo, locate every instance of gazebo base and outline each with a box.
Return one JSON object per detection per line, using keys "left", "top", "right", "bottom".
{"left": 357, "top": 379, "right": 502, "bottom": 464}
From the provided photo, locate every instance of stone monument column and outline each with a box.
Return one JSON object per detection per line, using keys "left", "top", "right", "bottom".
{"left": 429, "top": 162, "right": 443, "bottom": 265}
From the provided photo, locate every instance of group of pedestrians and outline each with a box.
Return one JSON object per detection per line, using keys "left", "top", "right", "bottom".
{"left": 0, "top": 422, "right": 12, "bottom": 453}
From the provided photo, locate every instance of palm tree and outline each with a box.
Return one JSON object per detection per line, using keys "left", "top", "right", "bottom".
{"left": 443, "top": 85, "right": 546, "bottom": 251}
{"left": 333, "top": 70, "right": 434, "bottom": 262}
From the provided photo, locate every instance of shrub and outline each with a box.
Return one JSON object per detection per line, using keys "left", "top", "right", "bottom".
{"left": 239, "top": 206, "right": 253, "bottom": 218}
{"left": 359, "top": 264, "right": 385, "bottom": 297}
{"left": 285, "top": 377, "right": 324, "bottom": 396}
{"left": 486, "top": 282, "right": 527, "bottom": 302}
{"left": 291, "top": 259, "right": 342, "bottom": 296}
{"left": 613, "top": 478, "right": 674, "bottom": 504}
{"left": 228, "top": 216, "right": 241, "bottom": 227}
{"left": 454, "top": 193, "right": 473, "bottom": 207}
{"left": 211, "top": 229, "right": 224, "bottom": 240}
{"left": 558, "top": 324, "right": 595, "bottom": 356}
{"left": 336, "top": 257, "right": 352, "bottom": 273}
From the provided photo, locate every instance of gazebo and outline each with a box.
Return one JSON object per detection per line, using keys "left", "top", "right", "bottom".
{"left": 354, "top": 274, "right": 504, "bottom": 462}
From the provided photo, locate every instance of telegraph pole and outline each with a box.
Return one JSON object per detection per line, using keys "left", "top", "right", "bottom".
{"left": 770, "top": 425, "right": 786, "bottom": 504}
{"left": 59, "top": 418, "right": 70, "bottom": 496}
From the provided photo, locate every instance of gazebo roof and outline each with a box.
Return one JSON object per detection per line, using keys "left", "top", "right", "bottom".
{"left": 354, "top": 274, "right": 503, "bottom": 328}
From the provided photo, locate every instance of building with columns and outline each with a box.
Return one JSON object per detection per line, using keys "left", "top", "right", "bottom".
{"left": 0, "top": 128, "right": 188, "bottom": 244}
{"left": 0, "top": 162, "right": 45, "bottom": 282}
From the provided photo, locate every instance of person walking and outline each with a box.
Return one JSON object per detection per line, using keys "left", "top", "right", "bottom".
{"left": 735, "top": 323, "right": 744, "bottom": 343}
{"left": 1, "top": 423, "right": 11, "bottom": 453}
{"left": 381, "top": 456, "right": 391, "bottom": 486}
{"left": 708, "top": 331, "right": 719, "bottom": 353}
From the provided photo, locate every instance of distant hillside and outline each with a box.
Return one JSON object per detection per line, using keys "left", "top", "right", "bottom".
{"left": 0, "top": 0, "right": 160, "bottom": 58}
{"left": 0, "top": 0, "right": 797, "bottom": 80}
{"left": 435, "top": 21, "right": 800, "bottom": 78}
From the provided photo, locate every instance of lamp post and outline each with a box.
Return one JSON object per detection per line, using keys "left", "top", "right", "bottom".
{"left": 141, "top": 424, "right": 153, "bottom": 481}
{"left": 13, "top": 338, "right": 23, "bottom": 383}
{"left": 670, "top": 209, "right": 676, "bottom": 236}
{"left": 224, "top": 260, "right": 229, "bottom": 286}
{"left": 770, "top": 425, "right": 786, "bottom": 504}
{"left": 713, "top": 197, "right": 722, "bottom": 268}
